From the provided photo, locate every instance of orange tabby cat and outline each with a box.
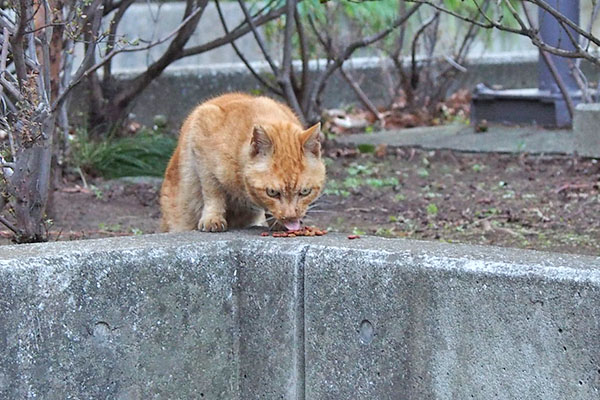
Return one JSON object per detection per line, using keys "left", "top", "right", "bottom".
{"left": 160, "top": 93, "right": 325, "bottom": 232}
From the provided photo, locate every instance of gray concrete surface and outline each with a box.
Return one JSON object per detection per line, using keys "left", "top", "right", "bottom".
{"left": 574, "top": 103, "right": 600, "bottom": 158}
{"left": 1, "top": 231, "right": 599, "bottom": 399}
{"left": 334, "top": 123, "right": 582, "bottom": 155}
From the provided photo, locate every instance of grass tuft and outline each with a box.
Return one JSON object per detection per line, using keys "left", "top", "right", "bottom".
{"left": 72, "top": 129, "right": 176, "bottom": 178}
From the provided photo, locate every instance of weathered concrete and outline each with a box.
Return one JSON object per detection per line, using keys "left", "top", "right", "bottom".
{"left": 303, "top": 241, "right": 600, "bottom": 399}
{"left": 334, "top": 123, "right": 579, "bottom": 155}
{"left": 1, "top": 232, "right": 599, "bottom": 399}
{"left": 574, "top": 103, "right": 600, "bottom": 158}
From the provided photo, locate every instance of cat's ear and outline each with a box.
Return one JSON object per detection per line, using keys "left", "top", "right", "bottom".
{"left": 250, "top": 125, "right": 272, "bottom": 157}
{"left": 301, "top": 122, "right": 322, "bottom": 157}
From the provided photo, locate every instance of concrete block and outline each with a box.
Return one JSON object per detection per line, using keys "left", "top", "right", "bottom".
{"left": 574, "top": 103, "right": 600, "bottom": 158}
{"left": 0, "top": 233, "right": 308, "bottom": 399}
{"left": 0, "top": 235, "right": 240, "bottom": 399}
{"left": 235, "top": 241, "right": 308, "bottom": 399}
{"left": 304, "top": 238, "right": 600, "bottom": 399}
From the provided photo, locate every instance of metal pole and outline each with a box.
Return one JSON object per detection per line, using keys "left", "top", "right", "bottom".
{"left": 538, "top": 0, "right": 580, "bottom": 93}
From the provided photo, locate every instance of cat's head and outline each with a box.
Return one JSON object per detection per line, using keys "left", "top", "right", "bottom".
{"left": 243, "top": 121, "right": 326, "bottom": 230}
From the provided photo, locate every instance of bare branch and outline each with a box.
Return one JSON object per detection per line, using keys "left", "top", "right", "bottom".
{"left": 108, "top": 0, "right": 208, "bottom": 115}
{"left": 180, "top": 3, "right": 288, "bottom": 58}
{"left": 279, "top": 0, "right": 305, "bottom": 124}
{"left": 103, "top": 0, "right": 136, "bottom": 81}
{"left": 522, "top": 3, "right": 575, "bottom": 119}
{"left": 53, "top": 1, "right": 207, "bottom": 111}
{"left": 340, "top": 67, "right": 383, "bottom": 121}
{"left": 0, "top": 214, "right": 18, "bottom": 235}
{"left": 307, "top": 3, "right": 423, "bottom": 120}
{"left": 10, "top": 0, "right": 32, "bottom": 85}
{"left": 214, "top": 0, "right": 282, "bottom": 95}
{"left": 0, "top": 76, "right": 24, "bottom": 102}
{"left": 410, "top": 12, "right": 439, "bottom": 90}
{"left": 529, "top": 0, "right": 600, "bottom": 47}
{"left": 294, "top": 8, "right": 309, "bottom": 103}
{"left": 237, "top": 0, "right": 280, "bottom": 76}
{"left": 405, "top": 0, "right": 600, "bottom": 67}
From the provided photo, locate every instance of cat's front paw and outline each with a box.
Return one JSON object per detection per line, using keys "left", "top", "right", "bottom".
{"left": 198, "top": 215, "right": 228, "bottom": 232}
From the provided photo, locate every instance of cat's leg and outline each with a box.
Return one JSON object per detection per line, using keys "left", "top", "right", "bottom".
{"left": 160, "top": 147, "right": 199, "bottom": 232}
{"left": 197, "top": 174, "right": 228, "bottom": 232}
{"left": 227, "top": 204, "right": 265, "bottom": 229}
{"left": 163, "top": 146, "right": 204, "bottom": 232}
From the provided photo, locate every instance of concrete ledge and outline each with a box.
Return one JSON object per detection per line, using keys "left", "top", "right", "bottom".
{"left": 1, "top": 232, "right": 599, "bottom": 399}
{"left": 574, "top": 103, "right": 600, "bottom": 157}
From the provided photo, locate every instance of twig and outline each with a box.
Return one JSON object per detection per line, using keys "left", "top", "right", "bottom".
{"left": 410, "top": 12, "right": 438, "bottom": 90}
{"left": 443, "top": 55, "right": 467, "bottom": 73}
{"left": 76, "top": 166, "right": 88, "bottom": 189}
{"left": 0, "top": 214, "right": 18, "bottom": 235}
{"left": 570, "top": 61, "right": 592, "bottom": 103}
{"left": 555, "top": 182, "right": 597, "bottom": 194}
{"left": 237, "top": 0, "right": 280, "bottom": 76}
{"left": 214, "top": 0, "right": 282, "bottom": 95}
{"left": 339, "top": 66, "right": 383, "bottom": 122}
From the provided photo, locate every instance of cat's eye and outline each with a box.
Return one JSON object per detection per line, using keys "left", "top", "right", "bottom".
{"left": 266, "top": 188, "right": 281, "bottom": 198}
{"left": 299, "top": 188, "right": 312, "bottom": 196}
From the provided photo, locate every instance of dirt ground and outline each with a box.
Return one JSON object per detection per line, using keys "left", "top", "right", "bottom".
{"left": 1, "top": 145, "right": 599, "bottom": 256}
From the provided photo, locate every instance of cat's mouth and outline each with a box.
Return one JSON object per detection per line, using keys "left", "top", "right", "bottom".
{"left": 282, "top": 219, "right": 302, "bottom": 231}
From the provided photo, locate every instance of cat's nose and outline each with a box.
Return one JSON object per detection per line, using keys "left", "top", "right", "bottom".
{"left": 280, "top": 206, "right": 299, "bottom": 221}
{"left": 280, "top": 214, "right": 298, "bottom": 222}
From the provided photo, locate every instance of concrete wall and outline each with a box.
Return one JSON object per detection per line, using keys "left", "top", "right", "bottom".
{"left": 77, "top": 53, "right": 541, "bottom": 130}
{"left": 1, "top": 231, "right": 599, "bottom": 399}
{"left": 73, "top": 53, "right": 599, "bottom": 130}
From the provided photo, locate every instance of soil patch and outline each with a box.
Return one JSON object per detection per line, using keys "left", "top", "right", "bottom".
{"left": 2, "top": 148, "right": 599, "bottom": 256}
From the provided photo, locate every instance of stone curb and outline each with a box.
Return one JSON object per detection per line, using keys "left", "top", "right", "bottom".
{"left": 1, "top": 232, "right": 599, "bottom": 398}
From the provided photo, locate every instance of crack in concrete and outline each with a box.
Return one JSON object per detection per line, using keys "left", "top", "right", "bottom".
{"left": 294, "top": 245, "right": 309, "bottom": 400}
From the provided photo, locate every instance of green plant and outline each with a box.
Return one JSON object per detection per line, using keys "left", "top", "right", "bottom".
{"left": 357, "top": 144, "right": 376, "bottom": 154}
{"left": 426, "top": 203, "right": 439, "bottom": 216}
{"left": 375, "top": 227, "right": 395, "bottom": 237}
{"left": 347, "top": 163, "right": 376, "bottom": 176}
{"left": 417, "top": 168, "right": 430, "bottom": 178}
{"left": 366, "top": 177, "right": 399, "bottom": 188}
{"left": 72, "top": 128, "right": 176, "bottom": 178}
{"left": 352, "top": 227, "right": 367, "bottom": 236}
{"left": 472, "top": 163, "right": 484, "bottom": 172}
{"left": 343, "top": 177, "right": 362, "bottom": 189}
